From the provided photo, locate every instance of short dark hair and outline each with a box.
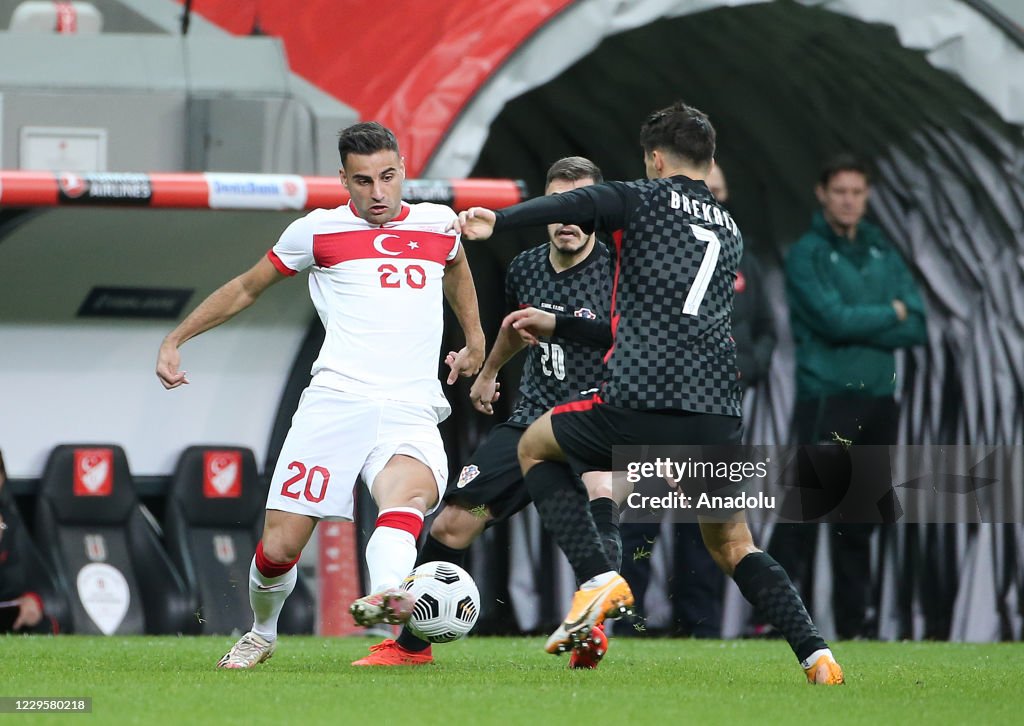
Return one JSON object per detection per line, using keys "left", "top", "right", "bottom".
{"left": 545, "top": 156, "right": 603, "bottom": 188}
{"left": 818, "top": 153, "right": 871, "bottom": 187}
{"left": 337, "top": 122, "right": 400, "bottom": 167}
{"left": 639, "top": 101, "right": 716, "bottom": 167}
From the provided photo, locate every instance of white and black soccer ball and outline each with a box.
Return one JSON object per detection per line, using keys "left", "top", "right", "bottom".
{"left": 401, "top": 561, "right": 480, "bottom": 643}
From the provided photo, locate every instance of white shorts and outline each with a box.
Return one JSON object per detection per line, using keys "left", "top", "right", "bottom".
{"left": 265, "top": 386, "right": 449, "bottom": 521}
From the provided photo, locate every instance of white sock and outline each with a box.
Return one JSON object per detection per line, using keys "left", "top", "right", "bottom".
{"left": 581, "top": 571, "right": 618, "bottom": 590}
{"left": 249, "top": 556, "right": 297, "bottom": 642}
{"left": 800, "top": 648, "right": 834, "bottom": 670}
{"left": 366, "top": 507, "right": 424, "bottom": 594}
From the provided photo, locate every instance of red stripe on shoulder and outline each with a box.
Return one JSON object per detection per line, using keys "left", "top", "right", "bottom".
{"left": 267, "top": 249, "right": 298, "bottom": 276}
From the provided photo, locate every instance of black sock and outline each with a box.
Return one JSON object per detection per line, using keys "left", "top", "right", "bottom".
{"left": 589, "top": 497, "right": 622, "bottom": 571}
{"left": 395, "top": 534, "right": 468, "bottom": 653}
{"left": 526, "top": 461, "right": 612, "bottom": 584}
{"left": 732, "top": 551, "right": 828, "bottom": 664}
{"left": 416, "top": 532, "right": 468, "bottom": 569}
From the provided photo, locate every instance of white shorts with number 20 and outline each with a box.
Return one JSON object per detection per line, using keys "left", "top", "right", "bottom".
{"left": 265, "top": 386, "right": 449, "bottom": 520}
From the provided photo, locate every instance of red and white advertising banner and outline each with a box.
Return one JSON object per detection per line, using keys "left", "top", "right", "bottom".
{"left": 0, "top": 171, "right": 525, "bottom": 211}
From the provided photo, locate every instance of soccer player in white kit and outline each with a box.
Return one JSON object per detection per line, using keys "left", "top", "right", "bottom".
{"left": 156, "top": 122, "right": 485, "bottom": 669}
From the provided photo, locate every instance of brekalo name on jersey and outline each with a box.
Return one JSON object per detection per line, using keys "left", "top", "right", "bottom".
{"left": 668, "top": 190, "right": 738, "bottom": 235}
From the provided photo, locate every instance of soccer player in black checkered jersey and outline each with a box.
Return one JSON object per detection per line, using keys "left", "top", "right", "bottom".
{"left": 452, "top": 102, "right": 844, "bottom": 685}
{"left": 354, "top": 157, "right": 621, "bottom": 669}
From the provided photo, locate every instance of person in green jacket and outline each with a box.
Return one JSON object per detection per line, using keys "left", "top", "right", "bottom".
{"left": 771, "top": 153, "right": 926, "bottom": 639}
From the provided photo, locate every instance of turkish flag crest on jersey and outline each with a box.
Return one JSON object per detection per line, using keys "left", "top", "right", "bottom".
{"left": 203, "top": 451, "right": 242, "bottom": 498}
{"left": 74, "top": 448, "right": 113, "bottom": 496}
{"left": 312, "top": 229, "right": 454, "bottom": 267}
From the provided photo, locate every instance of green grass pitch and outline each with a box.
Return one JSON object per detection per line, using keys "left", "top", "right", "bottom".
{"left": 2, "top": 636, "right": 1020, "bottom": 724}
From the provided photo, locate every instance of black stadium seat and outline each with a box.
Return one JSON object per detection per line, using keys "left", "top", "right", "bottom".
{"left": 164, "top": 446, "right": 315, "bottom": 635}
{"left": 33, "top": 445, "right": 197, "bottom": 635}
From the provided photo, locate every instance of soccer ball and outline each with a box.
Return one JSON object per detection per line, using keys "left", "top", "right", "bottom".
{"left": 401, "top": 561, "right": 480, "bottom": 643}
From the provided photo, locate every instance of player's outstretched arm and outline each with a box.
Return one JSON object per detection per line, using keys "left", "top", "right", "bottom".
{"left": 448, "top": 207, "right": 496, "bottom": 240}
{"left": 504, "top": 307, "right": 612, "bottom": 349}
{"left": 156, "top": 256, "right": 286, "bottom": 389}
{"left": 553, "top": 314, "right": 613, "bottom": 349}
{"left": 501, "top": 307, "right": 557, "bottom": 346}
{"left": 442, "top": 245, "right": 486, "bottom": 384}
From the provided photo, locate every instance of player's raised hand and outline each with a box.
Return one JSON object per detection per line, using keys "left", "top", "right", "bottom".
{"left": 470, "top": 376, "right": 501, "bottom": 415}
{"left": 446, "top": 344, "right": 484, "bottom": 384}
{"left": 501, "top": 307, "right": 557, "bottom": 346}
{"left": 447, "top": 207, "right": 496, "bottom": 240}
{"left": 156, "top": 340, "right": 190, "bottom": 389}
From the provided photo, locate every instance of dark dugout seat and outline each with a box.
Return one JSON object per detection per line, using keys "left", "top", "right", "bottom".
{"left": 164, "top": 446, "right": 315, "bottom": 635}
{"left": 34, "top": 445, "right": 197, "bottom": 635}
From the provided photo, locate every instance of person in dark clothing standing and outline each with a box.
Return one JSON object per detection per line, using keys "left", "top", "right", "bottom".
{"left": 770, "top": 153, "right": 927, "bottom": 639}
{"left": 0, "top": 450, "right": 47, "bottom": 633}
{"left": 453, "top": 101, "right": 843, "bottom": 684}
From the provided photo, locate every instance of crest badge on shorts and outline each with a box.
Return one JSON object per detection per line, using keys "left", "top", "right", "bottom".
{"left": 457, "top": 465, "right": 480, "bottom": 489}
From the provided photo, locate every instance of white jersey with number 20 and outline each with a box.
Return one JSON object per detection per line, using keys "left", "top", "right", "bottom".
{"left": 267, "top": 201, "right": 460, "bottom": 419}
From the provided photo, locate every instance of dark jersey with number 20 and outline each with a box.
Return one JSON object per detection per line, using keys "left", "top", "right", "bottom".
{"left": 505, "top": 242, "right": 612, "bottom": 426}
{"left": 496, "top": 176, "right": 742, "bottom": 418}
